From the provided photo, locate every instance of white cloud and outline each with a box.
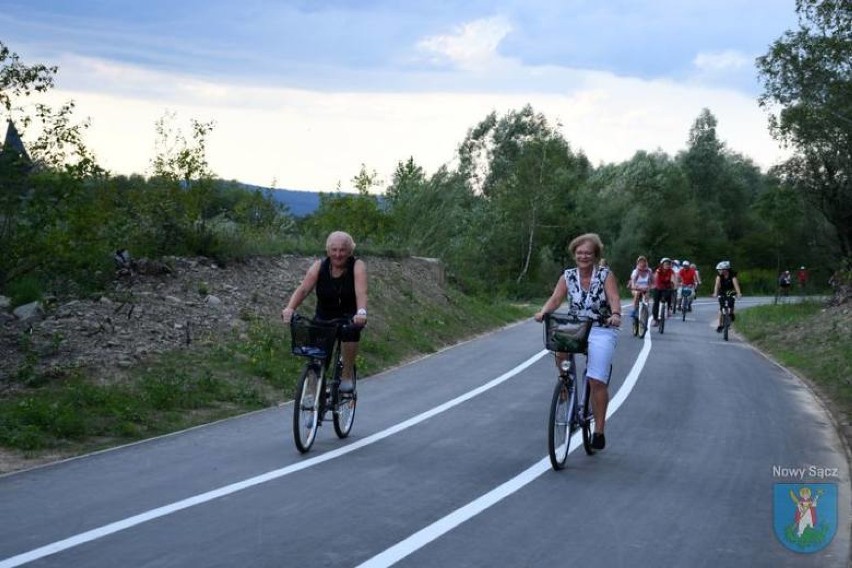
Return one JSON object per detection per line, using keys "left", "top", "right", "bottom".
{"left": 417, "top": 16, "right": 514, "bottom": 71}
{"left": 26, "top": 54, "right": 786, "bottom": 192}
{"left": 693, "top": 49, "right": 751, "bottom": 72}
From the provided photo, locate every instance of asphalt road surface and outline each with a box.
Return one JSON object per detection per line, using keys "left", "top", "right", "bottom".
{"left": 1, "top": 297, "right": 849, "bottom": 567}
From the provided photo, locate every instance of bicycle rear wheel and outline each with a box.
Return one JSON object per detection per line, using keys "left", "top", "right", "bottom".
{"left": 548, "top": 377, "right": 576, "bottom": 470}
{"left": 293, "top": 363, "right": 322, "bottom": 453}
{"left": 333, "top": 370, "right": 357, "bottom": 438}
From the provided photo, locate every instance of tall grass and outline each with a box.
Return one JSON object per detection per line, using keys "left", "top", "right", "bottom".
{"left": 737, "top": 301, "right": 851, "bottom": 420}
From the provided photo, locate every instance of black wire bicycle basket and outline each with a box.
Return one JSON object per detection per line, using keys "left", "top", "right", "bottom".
{"left": 290, "top": 316, "right": 338, "bottom": 358}
{"left": 543, "top": 312, "right": 594, "bottom": 353}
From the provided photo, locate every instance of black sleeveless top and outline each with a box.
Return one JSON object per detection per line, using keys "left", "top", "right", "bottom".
{"left": 718, "top": 269, "right": 738, "bottom": 294}
{"left": 315, "top": 256, "right": 357, "bottom": 319}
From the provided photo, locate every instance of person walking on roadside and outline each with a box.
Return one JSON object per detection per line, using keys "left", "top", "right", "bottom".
{"left": 797, "top": 266, "right": 809, "bottom": 294}
{"left": 281, "top": 231, "right": 368, "bottom": 393}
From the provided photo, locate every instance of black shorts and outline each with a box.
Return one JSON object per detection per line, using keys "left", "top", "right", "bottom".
{"left": 654, "top": 289, "right": 673, "bottom": 303}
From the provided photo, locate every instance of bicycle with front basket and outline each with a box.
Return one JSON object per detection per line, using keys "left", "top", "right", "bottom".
{"left": 542, "top": 312, "right": 608, "bottom": 470}
{"left": 288, "top": 313, "right": 358, "bottom": 453}
{"left": 679, "top": 285, "right": 695, "bottom": 321}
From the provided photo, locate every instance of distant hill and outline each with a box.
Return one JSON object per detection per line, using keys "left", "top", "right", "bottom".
{"left": 237, "top": 184, "right": 323, "bottom": 217}
{"left": 268, "top": 188, "right": 323, "bottom": 217}
{"left": 237, "top": 184, "right": 386, "bottom": 217}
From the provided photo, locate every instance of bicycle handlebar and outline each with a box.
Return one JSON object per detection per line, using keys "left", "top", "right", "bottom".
{"left": 542, "top": 311, "right": 616, "bottom": 328}
{"left": 290, "top": 312, "right": 355, "bottom": 327}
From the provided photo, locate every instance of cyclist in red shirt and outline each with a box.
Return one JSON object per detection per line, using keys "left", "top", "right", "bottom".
{"left": 678, "top": 260, "right": 700, "bottom": 312}
{"left": 652, "top": 257, "right": 675, "bottom": 326}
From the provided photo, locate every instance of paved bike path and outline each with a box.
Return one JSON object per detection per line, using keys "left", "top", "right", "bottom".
{"left": 0, "top": 299, "right": 848, "bottom": 567}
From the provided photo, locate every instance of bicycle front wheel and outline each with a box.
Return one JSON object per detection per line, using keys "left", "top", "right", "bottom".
{"left": 293, "top": 364, "right": 322, "bottom": 453}
{"left": 638, "top": 303, "right": 649, "bottom": 339}
{"left": 548, "top": 378, "right": 576, "bottom": 470}
{"left": 723, "top": 313, "right": 731, "bottom": 341}
{"left": 658, "top": 305, "right": 666, "bottom": 334}
{"left": 333, "top": 372, "right": 357, "bottom": 438}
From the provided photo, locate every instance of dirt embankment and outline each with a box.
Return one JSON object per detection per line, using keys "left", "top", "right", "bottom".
{"left": 0, "top": 254, "right": 446, "bottom": 386}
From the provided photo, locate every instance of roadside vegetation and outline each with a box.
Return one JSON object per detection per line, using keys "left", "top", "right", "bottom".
{"left": 0, "top": 284, "right": 532, "bottom": 459}
{"left": 737, "top": 299, "right": 852, "bottom": 431}
{"left": 1, "top": 0, "right": 850, "bottom": 468}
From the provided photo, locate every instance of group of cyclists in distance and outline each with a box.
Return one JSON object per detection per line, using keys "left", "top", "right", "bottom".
{"left": 628, "top": 256, "right": 742, "bottom": 332}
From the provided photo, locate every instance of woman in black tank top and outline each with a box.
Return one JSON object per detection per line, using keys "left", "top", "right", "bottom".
{"left": 712, "top": 261, "right": 742, "bottom": 332}
{"left": 281, "top": 231, "right": 368, "bottom": 393}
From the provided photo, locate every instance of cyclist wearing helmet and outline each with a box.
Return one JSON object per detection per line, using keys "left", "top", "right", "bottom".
{"left": 712, "top": 260, "right": 742, "bottom": 332}
{"left": 678, "top": 260, "right": 700, "bottom": 312}
{"left": 652, "top": 257, "right": 675, "bottom": 326}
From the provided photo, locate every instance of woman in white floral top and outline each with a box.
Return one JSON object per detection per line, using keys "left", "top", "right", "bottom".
{"left": 534, "top": 233, "right": 621, "bottom": 450}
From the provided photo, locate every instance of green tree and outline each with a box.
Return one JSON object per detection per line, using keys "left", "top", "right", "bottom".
{"left": 151, "top": 111, "right": 215, "bottom": 185}
{"left": 457, "top": 106, "right": 590, "bottom": 293}
{"left": 756, "top": 0, "right": 852, "bottom": 258}
{"left": 385, "top": 159, "right": 476, "bottom": 258}
{"left": 1, "top": 42, "right": 106, "bottom": 291}
{"left": 0, "top": 42, "right": 56, "bottom": 113}
{"left": 306, "top": 164, "right": 387, "bottom": 245}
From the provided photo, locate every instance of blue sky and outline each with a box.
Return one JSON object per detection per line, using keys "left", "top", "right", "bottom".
{"left": 2, "top": 1, "right": 799, "bottom": 190}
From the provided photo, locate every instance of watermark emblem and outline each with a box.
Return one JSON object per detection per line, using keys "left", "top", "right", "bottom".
{"left": 773, "top": 483, "right": 837, "bottom": 553}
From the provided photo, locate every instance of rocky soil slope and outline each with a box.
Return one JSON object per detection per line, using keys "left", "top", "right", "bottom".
{"left": 0, "top": 255, "right": 446, "bottom": 386}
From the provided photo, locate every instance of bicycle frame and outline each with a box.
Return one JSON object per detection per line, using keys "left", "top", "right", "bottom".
{"left": 309, "top": 336, "right": 344, "bottom": 426}
{"left": 290, "top": 315, "right": 358, "bottom": 453}
{"left": 680, "top": 286, "right": 694, "bottom": 320}
{"left": 632, "top": 290, "right": 650, "bottom": 338}
{"left": 719, "top": 293, "right": 735, "bottom": 341}
{"left": 653, "top": 288, "right": 671, "bottom": 334}
{"left": 548, "top": 352, "right": 594, "bottom": 470}
{"left": 542, "top": 312, "right": 614, "bottom": 470}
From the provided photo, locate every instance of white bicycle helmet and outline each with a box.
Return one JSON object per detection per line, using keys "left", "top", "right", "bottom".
{"left": 682, "top": 260, "right": 690, "bottom": 267}
{"left": 661, "top": 257, "right": 671, "bottom": 264}
{"left": 716, "top": 260, "right": 731, "bottom": 271}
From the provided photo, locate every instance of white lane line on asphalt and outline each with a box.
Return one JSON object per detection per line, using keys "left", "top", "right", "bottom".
{"left": 0, "top": 351, "right": 548, "bottom": 568}
{"left": 358, "top": 328, "right": 653, "bottom": 568}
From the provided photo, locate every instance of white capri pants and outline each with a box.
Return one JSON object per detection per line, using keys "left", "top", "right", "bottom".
{"left": 586, "top": 326, "right": 619, "bottom": 384}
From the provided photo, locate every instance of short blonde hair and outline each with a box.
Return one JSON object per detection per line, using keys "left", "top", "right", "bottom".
{"left": 325, "top": 231, "right": 356, "bottom": 254}
{"left": 569, "top": 233, "right": 604, "bottom": 260}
